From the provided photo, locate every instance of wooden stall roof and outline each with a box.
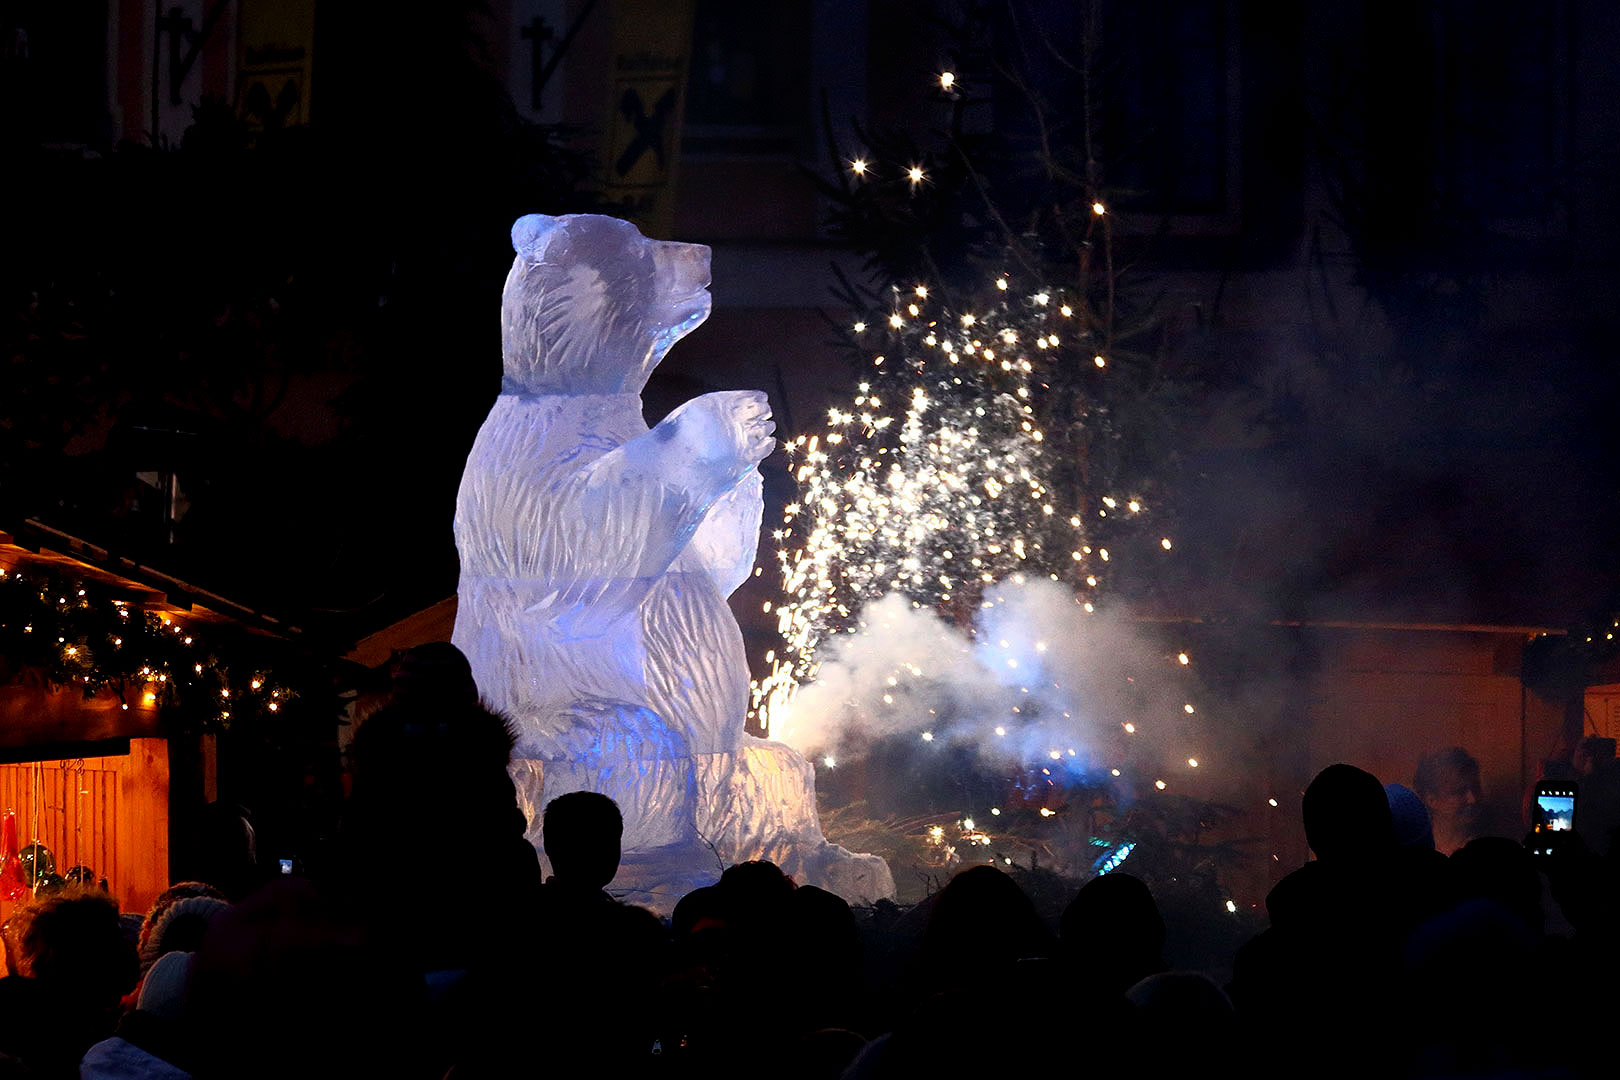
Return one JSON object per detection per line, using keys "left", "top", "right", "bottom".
{"left": 2, "top": 519, "right": 318, "bottom": 744}
{"left": 0, "top": 520, "right": 302, "bottom": 637}
{"left": 345, "top": 596, "right": 458, "bottom": 668}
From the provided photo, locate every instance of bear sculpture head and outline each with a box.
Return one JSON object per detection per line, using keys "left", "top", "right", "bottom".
{"left": 501, "top": 214, "right": 712, "bottom": 397}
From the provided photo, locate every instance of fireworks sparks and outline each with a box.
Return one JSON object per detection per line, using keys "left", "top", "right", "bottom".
{"left": 749, "top": 270, "right": 1223, "bottom": 845}
{"left": 755, "top": 281, "right": 1108, "bottom": 723}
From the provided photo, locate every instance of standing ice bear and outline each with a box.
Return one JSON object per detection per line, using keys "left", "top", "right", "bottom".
{"left": 453, "top": 214, "right": 891, "bottom": 908}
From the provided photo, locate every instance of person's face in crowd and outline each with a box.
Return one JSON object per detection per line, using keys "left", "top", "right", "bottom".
{"left": 1423, "top": 764, "right": 1480, "bottom": 826}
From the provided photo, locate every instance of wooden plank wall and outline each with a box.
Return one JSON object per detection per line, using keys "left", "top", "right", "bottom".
{"left": 0, "top": 739, "right": 169, "bottom": 924}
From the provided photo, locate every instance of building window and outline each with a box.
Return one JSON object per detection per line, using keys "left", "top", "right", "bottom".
{"left": 684, "top": 0, "right": 812, "bottom": 156}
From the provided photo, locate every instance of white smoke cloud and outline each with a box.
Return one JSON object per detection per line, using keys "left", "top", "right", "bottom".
{"left": 771, "top": 577, "right": 1213, "bottom": 787}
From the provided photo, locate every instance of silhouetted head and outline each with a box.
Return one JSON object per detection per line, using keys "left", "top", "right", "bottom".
{"left": 1384, "top": 783, "right": 1436, "bottom": 850}
{"left": 1414, "top": 749, "right": 1482, "bottom": 854}
{"left": 0, "top": 888, "right": 137, "bottom": 1072}
{"left": 1127, "top": 972, "right": 1236, "bottom": 1070}
{"left": 542, "top": 791, "right": 623, "bottom": 890}
{"left": 1414, "top": 748, "right": 1481, "bottom": 815}
{"left": 1449, "top": 836, "right": 1542, "bottom": 933}
{"left": 7, "top": 886, "right": 135, "bottom": 986}
{"left": 708, "top": 860, "right": 796, "bottom": 935}
{"left": 388, "top": 642, "right": 478, "bottom": 709}
{"left": 1404, "top": 897, "right": 1539, "bottom": 1053}
{"left": 787, "top": 885, "right": 861, "bottom": 973}
{"left": 172, "top": 802, "right": 259, "bottom": 901}
{"left": 671, "top": 884, "right": 729, "bottom": 937}
{"left": 1060, "top": 872, "right": 1165, "bottom": 990}
{"left": 921, "top": 865, "right": 1052, "bottom": 976}
{"left": 349, "top": 700, "right": 517, "bottom": 820}
{"left": 6, "top": 886, "right": 137, "bottom": 1023}
{"left": 1573, "top": 736, "right": 1617, "bottom": 778}
{"left": 1303, "top": 764, "right": 1394, "bottom": 861}
{"left": 718, "top": 860, "right": 796, "bottom": 901}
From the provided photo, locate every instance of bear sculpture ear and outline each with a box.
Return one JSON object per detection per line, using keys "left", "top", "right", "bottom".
{"left": 511, "top": 214, "right": 562, "bottom": 258}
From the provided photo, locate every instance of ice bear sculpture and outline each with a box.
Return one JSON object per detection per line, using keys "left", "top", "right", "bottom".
{"left": 453, "top": 213, "right": 892, "bottom": 909}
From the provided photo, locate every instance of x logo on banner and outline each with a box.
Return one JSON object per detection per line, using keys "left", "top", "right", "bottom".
{"left": 616, "top": 86, "right": 679, "bottom": 177}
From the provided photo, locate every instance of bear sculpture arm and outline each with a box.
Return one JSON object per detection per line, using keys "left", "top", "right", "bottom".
{"left": 484, "top": 389, "right": 774, "bottom": 634}
{"left": 685, "top": 470, "right": 765, "bottom": 598}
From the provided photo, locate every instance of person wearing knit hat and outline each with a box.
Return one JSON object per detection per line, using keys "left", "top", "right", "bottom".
{"left": 81, "top": 952, "right": 195, "bottom": 1079}
{"left": 136, "top": 883, "right": 226, "bottom": 964}
{"left": 139, "top": 896, "right": 228, "bottom": 971}
{"left": 121, "top": 885, "right": 228, "bottom": 1015}
{"left": 136, "top": 951, "right": 192, "bottom": 1022}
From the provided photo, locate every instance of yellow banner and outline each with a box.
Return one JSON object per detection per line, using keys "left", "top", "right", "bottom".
{"left": 600, "top": 0, "right": 694, "bottom": 237}
{"left": 237, "top": 0, "right": 317, "bottom": 131}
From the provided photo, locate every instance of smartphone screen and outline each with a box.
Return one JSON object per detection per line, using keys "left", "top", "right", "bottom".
{"left": 1529, "top": 784, "right": 1575, "bottom": 856}
{"left": 1536, "top": 793, "right": 1575, "bottom": 831}
{"left": 279, "top": 858, "right": 294, "bottom": 875}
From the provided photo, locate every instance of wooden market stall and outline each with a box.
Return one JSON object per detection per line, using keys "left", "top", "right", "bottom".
{"left": 0, "top": 521, "right": 312, "bottom": 919}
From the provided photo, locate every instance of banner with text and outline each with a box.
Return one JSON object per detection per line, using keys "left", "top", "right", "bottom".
{"left": 600, "top": 0, "right": 695, "bottom": 238}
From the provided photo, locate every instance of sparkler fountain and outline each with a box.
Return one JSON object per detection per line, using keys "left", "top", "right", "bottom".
{"left": 745, "top": 57, "right": 1256, "bottom": 896}
{"left": 753, "top": 273, "right": 1222, "bottom": 882}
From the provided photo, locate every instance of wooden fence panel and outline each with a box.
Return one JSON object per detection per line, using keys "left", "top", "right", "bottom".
{"left": 0, "top": 739, "right": 168, "bottom": 924}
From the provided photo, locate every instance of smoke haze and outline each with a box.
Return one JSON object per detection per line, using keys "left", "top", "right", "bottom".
{"left": 773, "top": 578, "right": 1228, "bottom": 796}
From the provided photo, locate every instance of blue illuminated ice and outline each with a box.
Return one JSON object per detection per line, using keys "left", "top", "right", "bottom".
{"left": 452, "top": 213, "right": 892, "bottom": 909}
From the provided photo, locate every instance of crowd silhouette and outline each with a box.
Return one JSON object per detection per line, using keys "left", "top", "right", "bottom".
{"left": 0, "top": 644, "right": 1617, "bottom": 1078}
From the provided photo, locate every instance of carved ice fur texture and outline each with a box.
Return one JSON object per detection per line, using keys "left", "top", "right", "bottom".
{"left": 454, "top": 214, "right": 892, "bottom": 910}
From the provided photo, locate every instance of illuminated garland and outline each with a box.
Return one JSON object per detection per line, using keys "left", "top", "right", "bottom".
{"left": 1523, "top": 610, "right": 1620, "bottom": 702}
{"left": 1569, "top": 613, "right": 1620, "bottom": 663}
{"left": 0, "top": 565, "right": 317, "bottom": 731}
